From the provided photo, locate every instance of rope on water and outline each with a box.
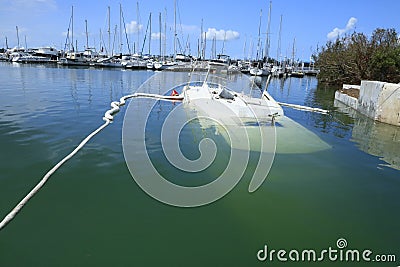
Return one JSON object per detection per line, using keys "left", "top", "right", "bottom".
{"left": 0, "top": 119, "right": 111, "bottom": 231}
{"left": 104, "top": 93, "right": 183, "bottom": 121}
{"left": 277, "top": 101, "right": 329, "bottom": 114}
{"left": 0, "top": 92, "right": 183, "bottom": 231}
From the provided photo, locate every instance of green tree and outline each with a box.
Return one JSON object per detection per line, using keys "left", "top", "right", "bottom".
{"left": 314, "top": 28, "right": 400, "bottom": 85}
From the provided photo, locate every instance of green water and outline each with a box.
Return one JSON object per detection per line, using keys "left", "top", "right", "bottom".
{"left": 0, "top": 63, "right": 399, "bottom": 266}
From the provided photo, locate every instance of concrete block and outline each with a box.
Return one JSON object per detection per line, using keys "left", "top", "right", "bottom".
{"left": 336, "top": 80, "right": 400, "bottom": 126}
{"left": 376, "top": 83, "right": 400, "bottom": 126}
{"left": 334, "top": 91, "right": 358, "bottom": 110}
{"left": 358, "top": 81, "right": 386, "bottom": 120}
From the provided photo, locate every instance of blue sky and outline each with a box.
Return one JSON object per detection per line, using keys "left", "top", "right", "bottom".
{"left": 1, "top": 0, "right": 399, "bottom": 61}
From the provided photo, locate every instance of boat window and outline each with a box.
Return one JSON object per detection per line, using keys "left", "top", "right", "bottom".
{"left": 219, "top": 88, "right": 235, "bottom": 100}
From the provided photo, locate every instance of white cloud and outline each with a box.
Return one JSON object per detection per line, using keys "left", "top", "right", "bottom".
{"left": 327, "top": 17, "right": 358, "bottom": 40}
{"left": 203, "top": 28, "right": 240, "bottom": 41}
{"left": 151, "top": 32, "right": 165, "bottom": 40}
{"left": 126, "top": 21, "right": 143, "bottom": 34}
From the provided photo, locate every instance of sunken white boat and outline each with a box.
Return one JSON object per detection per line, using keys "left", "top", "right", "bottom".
{"left": 182, "top": 80, "right": 283, "bottom": 125}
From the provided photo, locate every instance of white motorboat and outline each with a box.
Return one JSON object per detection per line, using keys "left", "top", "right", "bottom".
{"left": 58, "top": 51, "right": 89, "bottom": 66}
{"left": 249, "top": 66, "right": 270, "bottom": 76}
{"left": 154, "top": 61, "right": 177, "bottom": 70}
{"left": 11, "top": 52, "right": 51, "bottom": 63}
{"left": 33, "top": 47, "right": 58, "bottom": 60}
{"left": 94, "top": 56, "right": 123, "bottom": 68}
{"left": 123, "top": 56, "right": 147, "bottom": 69}
{"left": 182, "top": 79, "right": 283, "bottom": 124}
{"left": 271, "top": 65, "right": 285, "bottom": 78}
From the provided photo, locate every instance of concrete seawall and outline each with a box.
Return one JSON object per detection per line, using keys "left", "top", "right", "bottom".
{"left": 335, "top": 81, "right": 400, "bottom": 126}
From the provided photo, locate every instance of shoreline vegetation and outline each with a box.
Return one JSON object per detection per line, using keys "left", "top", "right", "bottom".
{"left": 314, "top": 28, "right": 400, "bottom": 86}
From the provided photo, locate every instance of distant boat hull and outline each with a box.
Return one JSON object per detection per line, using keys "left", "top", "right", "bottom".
{"left": 58, "top": 58, "right": 89, "bottom": 66}
{"left": 249, "top": 67, "right": 270, "bottom": 76}
{"left": 12, "top": 55, "right": 52, "bottom": 63}
{"left": 290, "top": 71, "right": 305, "bottom": 78}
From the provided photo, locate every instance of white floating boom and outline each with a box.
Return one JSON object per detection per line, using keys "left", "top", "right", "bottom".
{"left": 277, "top": 102, "right": 329, "bottom": 114}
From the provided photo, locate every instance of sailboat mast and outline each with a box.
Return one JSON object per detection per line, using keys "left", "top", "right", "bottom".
{"left": 16, "top": 26, "right": 20, "bottom": 49}
{"left": 203, "top": 32, "right": 207, "bottom": 59}
{"left": 221, "top": 32, "right": 226, "bottom": 55}
{"left": 149, "top": 12, "right": 151, "bottom": 55}
{"left": 212, "top": 35, "right": 216, "bottom": 59}
{"left": 136, "top": 2, "right": 140, "bottom": 55}
{"left": 121, "top": 5, "right": 131, "bottom": 55}
{"left": 277, "top": 14, "right": 282, "bottom": 65}
{"left": 112, "top": 24, "right": 117, "bottom": 55}
{"left": 108, "top": 6, "right": 111, "bottom": 56}
{"left": 197, "top": 39, "right": 200, "bottom": 59}
{"left": 71, "top": 6, "right": 74, "bottom": 51}
{"left": 163, "top": 8, "right": 167, "bottom": 60}
{"left": 256, "top": 9, "right": 262, "bottom": 61}
{"left": 173, "top": 0, "right": 177, "bottom": 60}
{"left": 200, "top": 18, "right": 203, "bottom": 59}
{"left": 120, "top": 3, "right": 122, "bottom": 53}
{"left": 186, "top": 34, "right": 190, "bottom": 56}
{"left": 159, "top": 12, "right": 162, "bottom": 59}
{"left": 85, "top": 19, "right": 89, "bottom": 49}
{"left": 99, "top": 28, "right": 102, "bottom": 52}
{"left": 264, "top": 0, "right": 272, "bottom": 61}
{"left": 291, "top": 37, "right": 296, "bottom": 66}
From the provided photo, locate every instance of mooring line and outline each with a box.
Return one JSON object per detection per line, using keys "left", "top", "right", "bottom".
{"left": 0, "top": 119, "right": 111, "bottom": 231}
{"left": 0, "top": 93, "right": 183, "bottom": 231}
{"left": 277, "top": 101, "right": 329, "bottom": 114}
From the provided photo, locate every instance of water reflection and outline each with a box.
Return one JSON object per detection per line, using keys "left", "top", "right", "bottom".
{"left": 335, "top": 100, "right": 400, "bottom": 170}
{"left": 262, "top": 75, "right": 400, "bottom": 170}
